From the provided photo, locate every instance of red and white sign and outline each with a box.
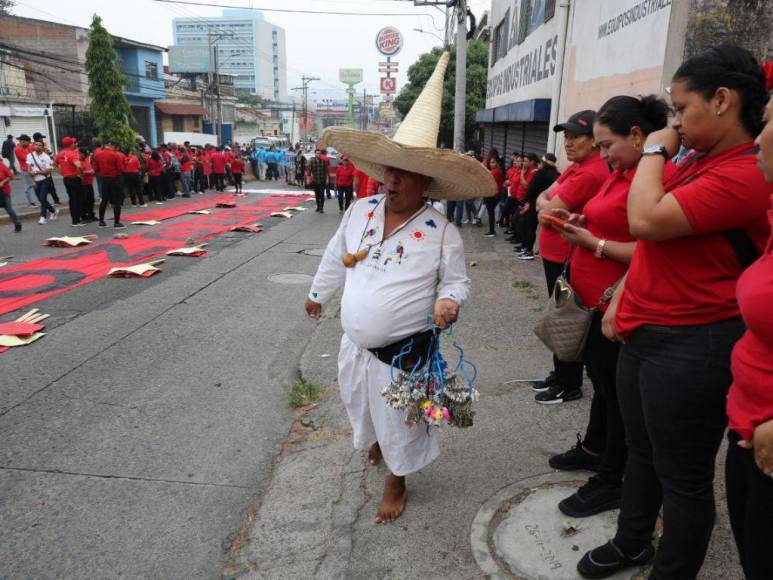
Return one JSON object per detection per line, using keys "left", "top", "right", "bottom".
{"left": 376, "top": 27, "right": 403, "bottom": 57}
{"left": 378, "top": 61, "right": 399, "bottom": 67}
{"left": 380, "top": 77, "right": 397, "bottom": 94}
{"left": 379, "top": 68, "right": 399, "bottom": 74}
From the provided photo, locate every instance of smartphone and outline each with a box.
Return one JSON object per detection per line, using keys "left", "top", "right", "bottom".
{"left": 542, "top": 214, "right": 568, "bottom": 229}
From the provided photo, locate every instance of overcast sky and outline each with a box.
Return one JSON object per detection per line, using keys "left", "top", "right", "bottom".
{"left": 14, "top": 0, "right": 491, "bottom": 103}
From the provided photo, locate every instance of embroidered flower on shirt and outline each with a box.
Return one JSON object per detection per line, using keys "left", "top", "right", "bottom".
{"left": 364, "top": 227, "right": 379, "bottom": 239}
{"left": 368, "top": 198, "right": 379, "bottom": 205}
{"left": 425, "top": 219, "right": 437, "bottom": 229}
{"left": 366, "top": 210, "right": 376, "bottom": 219}
{"left": 409, "top": 230, "right": 426, "bottom": 242}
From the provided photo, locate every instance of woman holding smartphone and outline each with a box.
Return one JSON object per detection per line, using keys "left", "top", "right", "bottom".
{"left": 547, "top": 95, "right": 675, "bottom": 520}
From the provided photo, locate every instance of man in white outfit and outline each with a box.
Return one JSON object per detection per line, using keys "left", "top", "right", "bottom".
{"left": 304, "top": 52, "right": 497, "bottom": 523}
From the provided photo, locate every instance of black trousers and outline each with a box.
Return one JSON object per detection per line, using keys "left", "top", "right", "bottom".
{"left": 214, "top": 173, "right": 225, "bottom": 191}
{"left": 148, "top": 175, "right": 163, "bottom": 202}
{"left": 337, "top": 185, "right": 353, "bottom": 211}
{"left": 613, "top": 318, "right": 745, "bottom": 579}
{"left": 123, "top": 172, "right": 143, "bottom": 205}
{"left": 233, "top": 173, "right": 243, "bottom": 192}
{"left": 484, "top": 195, "right": 499, "bottom": 234}
{"left": 726, "top": 431, "right": 773, "bottom": 580}
{"left": 520, "top": 206, "right": 538, "bottom": 252}
{"left": 542, "top": 258, "right": 584, "bottom": 390}
{"left": 162, "top": 171, "right": 174, "bottom": 198}
{"left": 581, "top": 311, "right": 625, "bottom": 485}
{"left": 98, "top": 175, "right": 124, "bottom": 222}
{"left": 63, "top": 176, "right": 83, "bottom": 225}
{"left": 82, "top": 184, "right": 96, "bottom": 219}
{"left": 314, "top": 183, "right": 326, "bottom": 211}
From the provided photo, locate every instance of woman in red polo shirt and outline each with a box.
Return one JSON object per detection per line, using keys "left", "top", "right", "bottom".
{"left": 122, "top": 149, "right": 144, "bottom": 207}
{"left": 545, "top": 95, "right": 673, "bottom": 520}
{"left": 482, "top": 149, "right": 505, "bottom": 238}
{"left": 724, "top": 93, "right": 773, "bottom": 580}
{"left": 579, "top": 45, "right": 772, "bottom": 580}
{"left": 335, "top": 155, "right": 355, "bottom": 212}
{"left": 532, "top": 111, "right": 610, "bottom": 404}
{"left": 146, "top": 151, "right": 164, "bottom": 204}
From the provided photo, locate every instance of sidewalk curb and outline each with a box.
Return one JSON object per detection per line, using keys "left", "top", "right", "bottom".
{"left": 0, "top": 205, "right": 71, "bottom": 225}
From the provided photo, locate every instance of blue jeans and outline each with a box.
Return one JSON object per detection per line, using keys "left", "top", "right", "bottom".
{"left": 21, "top": 171, "right": 35, "bottom": 204}
{"left": 2, "top": 193, "right": 20, "bottom": 226}
{"left": 180, "top": 171, "right": 191, "bottom": 195}
{"left": 34, "top": 179, "right": 55, "bottom": 218}
{"left": 614, "top": 317, "right": 745, "bottom": 578}
{"left": 446, "top": 200, "right": 463, "bottom": 226}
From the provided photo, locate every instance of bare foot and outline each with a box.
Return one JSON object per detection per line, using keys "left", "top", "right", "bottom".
{"left": 368, "top": 442, "right": 383, "bottom": 466}
{"left": 375, "top": 474, "right": 407, "bottom": 524}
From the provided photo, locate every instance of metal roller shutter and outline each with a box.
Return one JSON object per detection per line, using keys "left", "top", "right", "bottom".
{"left": 490, "top": 123, "right": 507, "bottom": 158}
{"left": 7, "top": 116, "right": 48, "bottom": 140}
{"left": 522, "top": 123, "right": 549, "bottom": 156}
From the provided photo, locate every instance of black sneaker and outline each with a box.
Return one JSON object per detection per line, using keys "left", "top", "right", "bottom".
{"left": 549, "top": 434, "right": 601, "bottom": 471}
{"left": 14, "top": 223, "right": 22, "bottom": 233}
{"left": 518, "top": 251, "right": 535, "bottom": 261}
{"left": 535, "top": 383, "right": 582, "bottom": 404}
{"left": 483, "top": 232, "right": 496, "bottom": 238}
{"left": 559, "top": 476, "right": 621, "bottom": 517}
{"left": 98, "top": 221, "right": 108, "bottom": 228}
{"left": 577, "top": 540, "right": 654, "bottom": 579}
{"left": 528, "top": 372, "right": 556, "bottom": 392}
{"left": 114, "top": 222, "right": 126, "bottom": 229}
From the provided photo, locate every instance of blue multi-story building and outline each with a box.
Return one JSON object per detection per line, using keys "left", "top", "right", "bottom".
{"left": 113, "top": 37, "right": 166, "bottom": 147}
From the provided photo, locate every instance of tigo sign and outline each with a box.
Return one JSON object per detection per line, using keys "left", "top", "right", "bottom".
{"left": 339, "top": 68, "right": 364, "bottom": 84}
{"left": 376, "top": 27, "right": 403, "bottom": 57}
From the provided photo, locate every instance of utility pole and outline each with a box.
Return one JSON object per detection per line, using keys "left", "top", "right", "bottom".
{"left": 207, "top": 29, "right": 235, "bottom": 147}
{"left": 291, "top": 75, "right": 319, "bottom": 145}
{"left": 453, "top": 0, "right": 467, "bottom": 152}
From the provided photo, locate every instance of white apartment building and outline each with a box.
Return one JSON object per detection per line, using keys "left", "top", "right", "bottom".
{"left": 172, "top": 9, "right": 287, "bottom": 102}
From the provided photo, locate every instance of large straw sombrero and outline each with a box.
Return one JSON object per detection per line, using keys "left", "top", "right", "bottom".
{"left": 318, "top": 52, "right": 497, "bottom": 200}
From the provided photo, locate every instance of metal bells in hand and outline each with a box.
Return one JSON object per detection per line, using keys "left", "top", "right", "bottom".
{"left": 342, "top": 249, "right": 370, "bottom": 268}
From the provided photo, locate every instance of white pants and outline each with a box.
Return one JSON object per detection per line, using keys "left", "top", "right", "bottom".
{"left": 338, "top": 334, "right": 439, "bottom": 477}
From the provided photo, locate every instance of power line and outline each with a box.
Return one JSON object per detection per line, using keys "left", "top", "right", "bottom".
{"left": 152, "top": 0, "right": 432, "bottom": 17}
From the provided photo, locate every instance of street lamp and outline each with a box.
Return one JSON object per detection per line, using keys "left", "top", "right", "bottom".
{"left": 413, "top": 27, "right": 445, "bottom": 45}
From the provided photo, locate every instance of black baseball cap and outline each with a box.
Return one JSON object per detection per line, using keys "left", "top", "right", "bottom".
{"left": 553, "top": 110, "right": 596, "bottom": 135}
{"left": 32, "top": 132, "right": 46, "bottom": 140}
{"left": 17, "top": 134, "right": 31, "bottom": 141}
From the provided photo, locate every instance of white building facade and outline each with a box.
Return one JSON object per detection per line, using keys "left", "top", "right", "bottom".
{"left": 172, "top": 9, "right": 287, "bottom": 102}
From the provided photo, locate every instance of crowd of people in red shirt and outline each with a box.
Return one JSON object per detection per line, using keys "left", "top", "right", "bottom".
{"left": 474, "top": 44, "right": 773, "bottom": 580}
{"left": 1, "top": 136, "right": 251, "bottom": 229}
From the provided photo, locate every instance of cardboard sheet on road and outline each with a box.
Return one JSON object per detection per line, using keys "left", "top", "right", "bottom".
{"left": 0, "top": 195, "right": 311, "bottom": 316}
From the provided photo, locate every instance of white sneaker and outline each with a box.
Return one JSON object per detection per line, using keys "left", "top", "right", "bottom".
{"left": 50, "top": 209, "right": 59, "bottom": 220}
{"left": 38, "top": 217, "right": 46, "bottom": 225}
{"left": 461, "top": 218, "right": 470, "bottom": 224}
{"left": 140, "top": 204, "right": 148, "bottom": 207}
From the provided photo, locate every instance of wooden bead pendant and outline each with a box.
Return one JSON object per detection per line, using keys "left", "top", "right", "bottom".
{"left": 342, "top": 253, "right": 357, "bottom": 268}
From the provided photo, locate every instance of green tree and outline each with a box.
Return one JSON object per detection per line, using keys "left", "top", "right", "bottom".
{"left": 237, "top": 93, "right": 266, "bottom": 107}
{"left": 85, "top": 15, "right": 136, "bottom": 151}
{"left": 394, "top": 38, "right": 488, "bottom": 152}
{"left": 0, "top": 0, "right": 14, "bottom": 15}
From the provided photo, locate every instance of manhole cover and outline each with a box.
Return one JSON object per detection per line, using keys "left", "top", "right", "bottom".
{"left": 300, "top": 248, "right": 325, "bottom": 257}
{"left": 267, "top": 273, "right": 313, "bottom": 284}
{"left": 471, "top": 473, "right": 653, "bottom": 579}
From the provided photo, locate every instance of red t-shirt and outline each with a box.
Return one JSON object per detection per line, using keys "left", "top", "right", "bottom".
{"left": 515, "top": 167, "right": 537, "bottom": 201}
{"left": 336, "top": 163, "right": 355, "bottom": 187}
{"left": 490, "top": 165, "right": 505, "bottom": 191}
{"left": 146, "top": 157, "right": 163, "bottom": 177}
{"left": 230, "top": 159, "right": 244, "bottom": 174}
{"left": 354, "top": 168, "right": 371, "bottom": 198}
{"left": 123, "top": 154, "right": 140, "bottom": 174}
{"left": 93, "top": 148, "right": 123, "bottom": 177}
{"left": 615, "top": 142, "right": 773, "bottom": 335}
{"left": 506, "top": 167, "right": 521, "bottom": 197}
{"left": 180, "top": 153, "right": 193, "bottom": 173}
{"left": 211, "top": 152, "right": 226, "bottom": 173}
{"left": 14, "top": 144, "right": 31, "bottom": 171}
{"left": 539, "top": 153, "right": 610, "bottom": 263}
{"left": 80, "top": 157, "right": 95, "bottom": 186}
{"left": 727, "top": 199, "right": 773, "bottom": 441}
{"left": 570, "top": 163, "right": 677, "bottom": 311}
{"left": 0, "top": 161, "right": 12, "bottom": 195}
{"left": 55, "top": 148, "right": 80, "bottom": 178}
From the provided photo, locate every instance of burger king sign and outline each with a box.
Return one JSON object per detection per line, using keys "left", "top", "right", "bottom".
{"left": 376, "top": 27, "right": 403, "bottom": 57}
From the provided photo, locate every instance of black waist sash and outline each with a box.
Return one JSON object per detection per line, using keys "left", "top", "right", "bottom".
{"left": 368, "top": 329, "right": 436, "bottom": 370}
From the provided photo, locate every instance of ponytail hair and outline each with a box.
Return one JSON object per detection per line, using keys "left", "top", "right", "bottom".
{"left": 596, "top": 94, "right": 670, "bottom": 137}
{"left": 672, "top": 43, "right": 767, "bottom": 136}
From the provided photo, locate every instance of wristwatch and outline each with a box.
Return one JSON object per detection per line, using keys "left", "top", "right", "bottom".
{"left": 641, "top": 144, "right": 669, "bottom": 159}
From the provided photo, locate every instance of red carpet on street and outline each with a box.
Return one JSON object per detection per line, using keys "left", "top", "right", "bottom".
{"left": 0, "top": 194, "right": 311, "bottom": 316}
{"left": 126, "top": 193, "right": 244, "bottom": 222}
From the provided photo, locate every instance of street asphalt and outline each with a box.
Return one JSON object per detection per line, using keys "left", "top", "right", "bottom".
{"left": 0, "top": 182, "right": 743, "bottom": 579}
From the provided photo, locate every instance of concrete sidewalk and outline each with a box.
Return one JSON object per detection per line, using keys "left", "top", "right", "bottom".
{"left": 223, "top": 224, "right": 742, "bottom": 580}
